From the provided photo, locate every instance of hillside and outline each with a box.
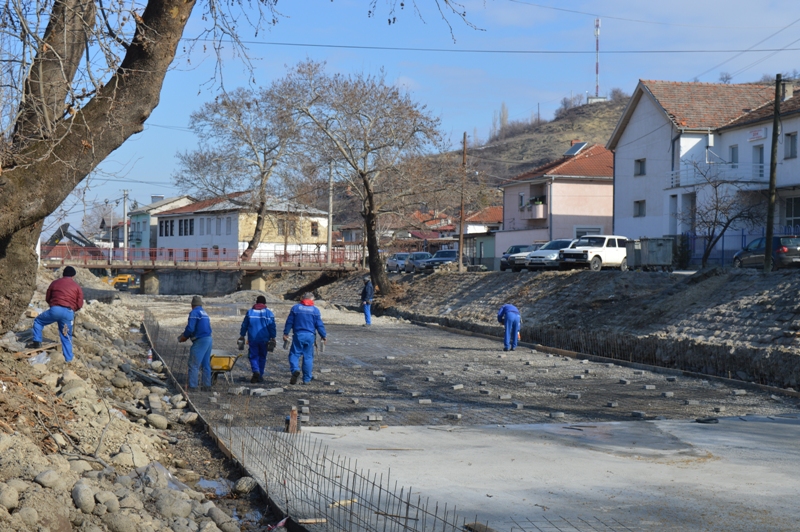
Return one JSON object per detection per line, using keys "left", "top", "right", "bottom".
{"left": 470, "top": 99, "right": 627, "bottom": 182}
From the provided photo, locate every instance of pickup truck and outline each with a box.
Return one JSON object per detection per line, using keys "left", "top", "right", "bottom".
{"left": 559, "top": 235, "right": 629, "bottom": 271}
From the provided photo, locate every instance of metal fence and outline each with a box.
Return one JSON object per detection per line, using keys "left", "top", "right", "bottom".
{"left": 42, "top": 245, "right": 362, "bottom": 267}
{"left": 684, "top": 226, "right": 800, "bottom": 266}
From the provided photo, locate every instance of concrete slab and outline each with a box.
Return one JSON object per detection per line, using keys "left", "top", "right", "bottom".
{"left": 302, "top": 416, "right": 800, "bottom": 531}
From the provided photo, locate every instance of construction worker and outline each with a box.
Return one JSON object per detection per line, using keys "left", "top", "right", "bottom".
{"left": 360, "top": 276, "right": 374, "bottom": 326}
{"left": 239, "top": 295, "right": 277, "bottom": 383}
{"left": 497, "top": 303, "right": 521, "bottom": 352}
{"left": 27, "top": 266, "right": 84, "bottom": 362}
{"left": 282, "top": 292, "right": 327, "bottom": 385}
{"left": 178, "top": 296, "right": 213, "bottom": 391}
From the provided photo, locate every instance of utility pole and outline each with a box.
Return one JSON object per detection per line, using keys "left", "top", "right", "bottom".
{"left": 327, "top": 162, "right": 333, "bottom": 264}
{"left": 764, "top": 74, "right": 782, "bottom": 272}
{"left": 283, "top": 202, "right": 289, "bottom": 261}
{"left": 458, "top": 131, "right": 467, "bottom": 273}
{"left": 122, "top": 189, "right": 128, "bottom": 261}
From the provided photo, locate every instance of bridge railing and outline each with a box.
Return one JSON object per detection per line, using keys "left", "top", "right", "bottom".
{"left": 41, "top": 246, "right": 363, "bottom": 267}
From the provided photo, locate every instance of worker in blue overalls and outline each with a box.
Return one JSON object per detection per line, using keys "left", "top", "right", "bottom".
{"left": 239, "top": 295, "right": 277, "bottom": 383}
{"left": 282, "top": 292, "right": 327, "bottom": 385}
{"left": 179, "top": 295, "right": 213, "bottom": 391}
{"left": 497, "top": 303, "right": 521, "bottom": 352}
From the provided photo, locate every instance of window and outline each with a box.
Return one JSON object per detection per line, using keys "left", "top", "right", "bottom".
{"left": 226, "top": 217, "right": 231, "bottom": 235}
{"left": 633, "top": 200, "right": 646, "bottom": 217}
{"left": 311, "top": 222, "right": 319, "bottom": 237}
{"left": 634, "top": 158, "right": 646, "bottom": 176}
{"left": 216, "top": 218, "right": 222, "bottom": 236}
{"left": 159, "top": 221, "right": 163, "bottom": 237}
{"left": 753, "top": 145, "right": 765, "bottom": 178}
{"left": 518, "top": 193, "right": 525, "bottom": 209}
{"left": 199, "top": 218, "right": 204, "bottom": 236}
{"left": 178, "top": 219, "right": 184, "bottom": 236}
{"left": 278, "top": 220, "right": 296, "bottom": 237}
{"left": 729, "top": 145, "right": 739, "bottom": 169}
{"left": 169, "top": 220, "right": 174, "bottom": 236}
{"left": 617, "top": 238, "right": 627, "bottom": 247}
{"left": 208, "top": 218, "right": 213, "bottom": 235}
{"left": 786, "top": 197, "right": 800, "bottom": 229}
{"left": 606, "top": 238, "right": 616, "bottom": 248}
{"left": 189, "top": 219, "right": 194, "bottom": 236}
{"left": 786, "top": 132, "right": 798, "bottom": 159}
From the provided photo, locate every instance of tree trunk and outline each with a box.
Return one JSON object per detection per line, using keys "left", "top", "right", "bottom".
{"left": 361, "top": 172, "right": 391, "bottom": 295}
{"left": 0, "top": 0, "right": 196, "bottom": 338}
{"left": 241, "top": 198, "right": 269, "bottom": 260}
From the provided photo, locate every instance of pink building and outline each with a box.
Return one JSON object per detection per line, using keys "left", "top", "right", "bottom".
{"left": 496, "top": 142, "right": 614, "bottom": 253}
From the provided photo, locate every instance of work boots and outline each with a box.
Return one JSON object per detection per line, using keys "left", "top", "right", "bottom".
{"left": 251, "top": 372, "right": 260, "bottom": 384}
{"left": 25, "top": 341, "right": 42, "bottom": 349}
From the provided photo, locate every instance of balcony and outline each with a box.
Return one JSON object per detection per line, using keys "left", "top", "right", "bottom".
{"left": 520, "top": 203, "right": 547, "bottom": 220}
{"left": 668, "top": 163, "right": 768, "bottom": 189}
{"left": 128, "top": 231, "right": 143, "bottom": 242}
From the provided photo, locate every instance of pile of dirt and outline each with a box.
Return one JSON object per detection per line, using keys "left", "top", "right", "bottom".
{"left": 0, "top": 273, "right": 271, "bottom": 531}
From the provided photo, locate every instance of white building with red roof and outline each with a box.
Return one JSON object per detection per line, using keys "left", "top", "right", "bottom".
{"left": 608, "top": 79, "right": 800, "bottom": 263}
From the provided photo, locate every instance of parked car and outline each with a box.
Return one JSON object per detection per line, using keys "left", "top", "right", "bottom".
{"left": 421, "top": 249, "right": 459, "bottom": 270}
{"left": 386, "top": 252, "right": 410, "bottom": 273}
{"left": 733, "top": 235, "right": 800, "bottom": 270}
{"left": 501, "top": 244, "right": 542, "bottom": 271}
{"left": 525, "top": 239, "right": 576, "bottom": 270}
{"left": 559, "top": 235, "right": 629, "bottom": 271}
{"left": 404, "top": 252, "right": 433, "bottom": 273}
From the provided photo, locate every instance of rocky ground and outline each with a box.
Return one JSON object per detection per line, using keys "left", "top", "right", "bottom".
{"left": 0, "top": 267, "right": 274, "bottom": 532}
{"left": 318, "top": 267, "right": 800, "bottom": 388}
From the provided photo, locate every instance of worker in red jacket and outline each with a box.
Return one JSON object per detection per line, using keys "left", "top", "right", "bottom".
{"left": 26, "top": 266, "right": 84, "bottom": 362}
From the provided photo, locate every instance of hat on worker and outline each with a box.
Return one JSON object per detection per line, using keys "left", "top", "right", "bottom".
{"left": 256, "top": 295, "right": 267, "bottom": 304}
{"left": 63, "top": 266, "right": 77, "bottom": 277}
{"left": 191, "top": 295, "right": 203, "bottom": 307}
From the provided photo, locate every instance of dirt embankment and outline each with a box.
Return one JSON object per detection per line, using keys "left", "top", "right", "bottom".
{"left": 0, "top": 270, "right": 269, "bottom": 531}
{"left": 317, "top": 268, "right": 800, "bottom": 388}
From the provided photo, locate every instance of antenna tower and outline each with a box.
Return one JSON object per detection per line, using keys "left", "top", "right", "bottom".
{"left": 595, "top": 18, "right": 601, "bottom": 97}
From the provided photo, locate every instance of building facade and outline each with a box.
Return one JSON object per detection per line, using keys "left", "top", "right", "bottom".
{"left": 496, "top": 142, "right": 614, "bottom": 253}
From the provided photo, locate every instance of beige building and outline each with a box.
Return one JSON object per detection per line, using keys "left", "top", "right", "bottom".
{"left": 155, "top": 194, "right": 328, "bottom": 261}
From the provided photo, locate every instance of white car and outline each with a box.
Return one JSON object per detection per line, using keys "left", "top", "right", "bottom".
{"left": 525, "top": 239, "right": 576, "bottom": 270}
{"left": 559, "top": 235, "right": 629, "bottom": 271}
{"left": 508, "top": 244, "right": 544, "bottom": 272}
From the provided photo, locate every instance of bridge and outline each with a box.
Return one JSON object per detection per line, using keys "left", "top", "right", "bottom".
{"left": 41, "top": 246, "right": 363, "bottom": 294}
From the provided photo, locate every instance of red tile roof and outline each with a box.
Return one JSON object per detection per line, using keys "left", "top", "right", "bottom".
{"left": 508, "top": 144, "right": 613, "bottom": 183}
{"left": 409, "top": 231, "right": 441, "bottom": 240}
{"left": 640, "top": 80, "right": 775, "bottom": 129}
{"left": 465, "top": 206, "right": 503, "bottom": 224}
{"left": 157, "top": 192, "right": 247, "bottom": 216}
{"left": 721, "top": 90, "right": 800, "bottom": 130}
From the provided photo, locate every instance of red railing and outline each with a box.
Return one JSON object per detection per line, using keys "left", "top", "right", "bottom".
{"left": 41, "top": 246, "right": 363, "bottom": 267}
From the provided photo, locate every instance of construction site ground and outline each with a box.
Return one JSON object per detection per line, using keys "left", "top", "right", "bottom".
{"left": 136, "top": 293, "right": 800, "bottom": 532}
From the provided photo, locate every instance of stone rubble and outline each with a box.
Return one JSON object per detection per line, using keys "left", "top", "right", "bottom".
{"left": 0, "top": 268, "right": 265, "bottom": 531}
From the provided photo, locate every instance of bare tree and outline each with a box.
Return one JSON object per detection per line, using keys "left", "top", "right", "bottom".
{"left": 174, "top": 86, "right": 301, "bottom": 259}
{"left": 282, "top": 60, "right": 442, "bottom": 295}
{"left": 608, "top": 87, "right": 630, "bottom": 103}
{"left": 719, "top": 72, "right": 733, "bottom": 84}
{"left": 0, "top": 2, "right": 478, "bottom": 336}
{"left": 677, "top": 161, "right": 766, "bottom": 267}
{"left": 554, "top": 94, "right": 584, "bottom": 120}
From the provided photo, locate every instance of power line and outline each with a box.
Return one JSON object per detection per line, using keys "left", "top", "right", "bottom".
{"left": 505, "top": 0, "right": 786, "bottom": 29}
{"left": 694, "top": 16, "right": 800, "bottom": 80}
{"left": 730, "top": 35, "right": 800, "bottom": 79}
{"left": 189, "top": 38, "right": 800, "bottom": 55}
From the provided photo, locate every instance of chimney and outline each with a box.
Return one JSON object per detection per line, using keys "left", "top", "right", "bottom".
{"left": 151, "top": 194, "right": 165, "bottom": 203}
{"left": 781, "top": 81, "right": 794, "bottom": 102}
{"left": 570, "top": 139, "right": 582, "bottom": 146}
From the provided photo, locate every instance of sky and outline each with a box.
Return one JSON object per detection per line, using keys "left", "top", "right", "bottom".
{"left": 52, "top": 0, "right": 800, "bottom": 234}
